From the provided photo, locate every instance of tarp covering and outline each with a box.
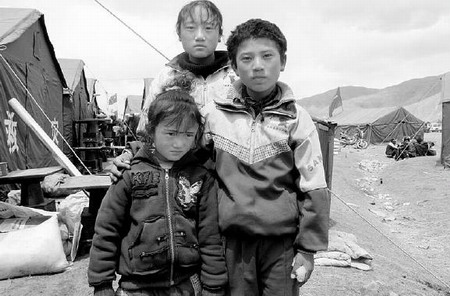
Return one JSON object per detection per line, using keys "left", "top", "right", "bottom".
{"left": 330, "top": 106, "right": 425, "bottom": 144}
{"left": 441, "top": 72, "right": 450, "bottom": 167}
{"left": 58, "top": 58, "right": 90, "bottom": 151}
{"left": 86, "top": 78, "right": 100, "bottom": 117}
{"left": 123, "top": 95, "right": 143, "bottom": 118}
{"left": 0, "top": 8, "right": 68, "bottom": 171}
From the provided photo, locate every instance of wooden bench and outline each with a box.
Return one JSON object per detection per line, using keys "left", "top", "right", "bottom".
{"left": 0, "top": 166, "right": 64, "bottom": 209}
{"left": 59, "top": 175, "right": 112, "bottom": 215}
{"left": 59, "top": 175, "right": 112, "bottom": 246}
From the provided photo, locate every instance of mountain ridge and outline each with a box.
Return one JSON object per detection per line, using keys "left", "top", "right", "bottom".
{"left": 298, "top": 74, "right": 444, "bottom": 121}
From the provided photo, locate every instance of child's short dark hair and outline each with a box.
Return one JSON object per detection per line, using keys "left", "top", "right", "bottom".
{"left": 176, "top": 0, "right": 223, "bottom": 37}
{"left": 145, "top": 90, "right": 204, "bottom": 146}
{"left": 226, "top": 18, "right": 287, "bottom": 68}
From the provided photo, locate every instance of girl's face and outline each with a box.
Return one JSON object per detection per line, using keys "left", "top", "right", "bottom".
{"left": 179, "top": 5, "right": 220, "bottom": 64}
{"left": 233, "top": 38, "right": 286, "bottom": 101}
{"left": 152, "top": 118, "right": 199, "bottom": 168}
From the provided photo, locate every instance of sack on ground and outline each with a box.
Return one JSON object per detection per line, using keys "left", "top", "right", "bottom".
{"left": 0, "top": 208, "right": 69, "bottom": 279}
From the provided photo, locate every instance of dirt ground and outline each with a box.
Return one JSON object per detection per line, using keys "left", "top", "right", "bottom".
{"left": 1, "top": 133, "right": 449, "bottom": 296}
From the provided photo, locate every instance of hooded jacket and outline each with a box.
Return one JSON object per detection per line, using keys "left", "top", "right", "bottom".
{"left": 202, "top": 80, "right": 331, "bottom": 253}
{"left": 88, "top": 145, "right": 227, "bottom": 291}
{"left": 136, "top": 51, "right": 237, "bottom": 134}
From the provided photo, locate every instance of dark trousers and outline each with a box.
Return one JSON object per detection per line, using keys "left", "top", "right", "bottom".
{"left": 225, "top": 234, "right": 298, "bottom": 296}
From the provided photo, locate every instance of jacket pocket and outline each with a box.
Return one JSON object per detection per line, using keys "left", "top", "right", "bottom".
{"left": 128, "top": 217, "right": 169, "bottom": 275}
{"left": 176, "top": 243, "right": 200, "bottom": 268}
{"left": 131, "top": 245, "right": 170, "bottom": 275}
{"left": 172, "top": 216, "right": 201, "bottom": 268}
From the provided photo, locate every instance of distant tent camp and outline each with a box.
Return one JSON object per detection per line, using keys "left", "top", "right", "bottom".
{"left": 86, "top": 78, "right": 101, "bottom": 117}
{"left": 441, "top": 72, "right": 450, "bottom": 167}
{"left": 123, "top": 95, "right": 144, "bottom": 118}
{"left": 58, "top": 58, "right": 90, "bottom": 155}
{"left": 0, "top": 8, "right": 68, "bottom": 170}
{"left": 330, "top": 106, "right": 425, "bottom": 144}
{"left": 123, "top": 95, "right": 144, "bottom": 140}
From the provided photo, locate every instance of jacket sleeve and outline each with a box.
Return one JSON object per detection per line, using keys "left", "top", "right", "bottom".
{"left": 197, "top": 171, "right": 228, "bottom": 290}
{"left": 295, "top": 188, "right": 330, "bottom": 252}
{"left": 291, "top": 109, "right": 331, "bottom": 252}
{"left": 88, "top": 177, "right": 131, "bottom": 287}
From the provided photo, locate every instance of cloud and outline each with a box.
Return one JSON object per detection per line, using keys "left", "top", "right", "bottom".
{"left": 3, "top": 0, "right": 450, "bottom": 99}
{"left": 305, "top": 0, "right": 450, "bottom": 32}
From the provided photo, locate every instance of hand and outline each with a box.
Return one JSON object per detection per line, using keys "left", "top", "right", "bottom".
{"left": 291, "top": 252, "right": 314, "bottom": 287}
{"left": 109, "top": 151, "right": 132, "bottom": 182}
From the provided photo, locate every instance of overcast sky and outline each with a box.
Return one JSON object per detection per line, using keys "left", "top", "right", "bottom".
{"left": 2, "top": 0, "right": 450, "bottom": 111}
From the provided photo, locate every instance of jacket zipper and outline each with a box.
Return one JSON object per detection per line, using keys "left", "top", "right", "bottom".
{"left": 202, "top": 80, "right": 207, "bottom": 107}
{"left": 249, "top": 119, "right": 257, "bottom": 163}
{"left": 164, "top": 168, "right": 175, "bottom": 285}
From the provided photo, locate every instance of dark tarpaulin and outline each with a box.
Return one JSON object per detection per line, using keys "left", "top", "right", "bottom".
{"left": 58, "top": 58, "right": 90, "bottom": 154}
{"left": 369, "top": 107, "right": 425, "bottom": 144}
{"left": 0, "top": 8, "right": 67, "bottom": 171}
{"left": 441, "top": 72, "right": 450, "bottom": 167}
{"left": 333, "top": 107, "right": 425, "bottom": 145}
{"left": 442, "top": 101, "right": 450, "bottom": 167}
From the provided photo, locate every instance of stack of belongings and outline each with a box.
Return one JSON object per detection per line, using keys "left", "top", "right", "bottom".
{"left": 314, "top": 230, "right": 373, "bottom": 271}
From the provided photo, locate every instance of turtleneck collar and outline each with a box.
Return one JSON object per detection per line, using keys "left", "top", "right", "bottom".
{"left": 242, "top": 85, "right": 280, "bottom": 116}
{"left": 177, "top": 51, "right": 229, "bottom": 79}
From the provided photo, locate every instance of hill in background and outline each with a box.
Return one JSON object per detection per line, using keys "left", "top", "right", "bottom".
{"left": 298, "top": 74, "right": 443, "bottom": 121}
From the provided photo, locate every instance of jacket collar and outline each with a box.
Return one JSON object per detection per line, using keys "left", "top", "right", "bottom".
{"left": 215, "top": 80, "right": 297, "bottom": 118}
{"left": 132, "top": 143, "right": 199, "bottom": 169}
{"left": 166, "top": 51, "right": 231, "bottom": 75}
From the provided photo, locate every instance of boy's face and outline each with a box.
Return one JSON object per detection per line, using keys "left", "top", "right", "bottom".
{"left": 152, "top": 119, "right": 198, "bottom": 167}
{"left": 233, "top": 38, "right": 286, "bottom": 101}
{"left": 179, "top": 6, "right": 221, "bottom": 64}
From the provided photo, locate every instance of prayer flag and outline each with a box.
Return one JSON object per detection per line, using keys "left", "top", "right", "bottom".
{"left": 108, "top": 93, "right": 117, "bottom": 105}
{"left": 329, "top": 87, "right": 343, "bottom": 118}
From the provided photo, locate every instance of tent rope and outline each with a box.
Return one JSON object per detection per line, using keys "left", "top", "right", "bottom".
{"left": 94, "top": 0, "right": 170, "bottom": 62}
{"left": 329, "top": 188, "right": 450, "bottom": 290}
{"left": 0, "top": 52, "right": 92, "bottom": 174}
{"left": 123, "top": 120, "right": 138, "bottom": 142}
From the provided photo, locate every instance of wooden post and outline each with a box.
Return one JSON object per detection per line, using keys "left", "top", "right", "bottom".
{"left": 8, "top": 98, "right": 82, "bottom": 176}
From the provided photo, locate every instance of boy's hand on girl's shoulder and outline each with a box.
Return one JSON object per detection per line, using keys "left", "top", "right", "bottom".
{"left": 291, "top": 252, "right": 314, "bottom": 286}
{"left": 108, "top": 150, "right": 132, "bottom": 183}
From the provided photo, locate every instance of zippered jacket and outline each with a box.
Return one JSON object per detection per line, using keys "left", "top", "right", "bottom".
{"left": 88, "top": 145, "right": 227, "bottom": 291}
{"left": 136, "top": 51, "right": 237, "bottom": 134}
{"left": 202, "top": 80, "right": 331, "bottom": 253}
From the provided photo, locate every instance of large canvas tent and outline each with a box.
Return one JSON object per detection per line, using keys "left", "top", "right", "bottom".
{"left": 0, "top": 8, "right": 68, "bottom": 170}
{"left": 123, "top": 95, "right": 144, "bottom": 118}
{"left": 330, "top": 106, "right": 425, "bottom": 144}
{"left": 123, "top": 95, "right": 143, "bottom": 140}
{"left": 58, "top": 58, "right": 90, "bottom": 155}
{"left": 441, "top": 72, "right": 450, "bottom": 167}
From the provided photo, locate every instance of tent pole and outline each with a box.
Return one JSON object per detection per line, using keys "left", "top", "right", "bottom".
{"left": 8, "top": 98, "right": 82, "bottom": 176}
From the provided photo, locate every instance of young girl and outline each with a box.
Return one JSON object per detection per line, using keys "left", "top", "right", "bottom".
{"left": 136, "top": 0, "right": 236, "bottom": 135}
{"left": 108, "top": 1, "right": 237, "bottom": 183}
{"left": 88, "top": 90, "right": 227, "bottom": 296}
